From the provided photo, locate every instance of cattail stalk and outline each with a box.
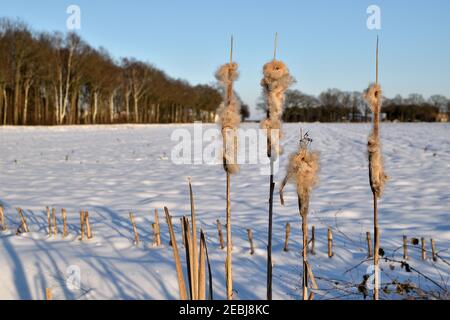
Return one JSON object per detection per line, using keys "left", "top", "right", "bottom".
{"left": 46, "top": 288, "right": 52, "bottom": 301}
{"left": 262, "top": 34, "right": 294, "bottom": 299}
{"left": 164, "top": 207, "right": 187, "bottom": 300}
{"left": 183, "top": 217, "right": 195, "bottom": 300}
{"left": 280, "top": 132, "right": 319, "bottom": 301}
{"left": 365, "top": 37, "right": 387, "bottom": 301}
{"left": 216, "top": 36, "right": 240, "bottom": 300}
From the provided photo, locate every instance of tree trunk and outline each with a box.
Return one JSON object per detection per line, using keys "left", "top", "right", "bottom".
{"left": 125, "top": 91, "right": 130, "bottom": 122}
{"left": 2, "top": 87, "right": 7, "bottom": 125}
{"left": 22, "top": 82, "right": 31, "bottom": 125}
{"left": 109, "top": 91, "right": 115, "bottom": 123}
{"left": 93, "top": 91, "right": 99, "bottom": 124}
{"left": 133, "top": 96, "right": 139, "bottom": 123}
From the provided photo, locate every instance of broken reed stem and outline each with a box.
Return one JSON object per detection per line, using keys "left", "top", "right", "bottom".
{"left": 52, "top": 208, "right": 57, "bottom": 236}
{"left": 327, "top": 228, "right": 333, "bottom": 258}
{"left": 198, "top": 229, "right": 206, "bottom": 300}
{"left": 216, "top": 220, "right": 225, "bottom": 250}
{"left": 201, "top": 231, "right": 214, "bottom": 300}
{"left": 79, "top": 211, "right": 85, "bottom": 240}
{"left": 180, "top": 218, "right": 186, "bottom": 248}
{"left": 367, "top": 232, "right": 373, "bottom": 258}
{"left": 431, "top": 239, "right": 437, "bottom": 262}
{"left": 183, "top": 217, "right": 195, "bottom": 300}
{"left": 154, "top": 209, "right": 161, "bottom": 246}
{"left": 306, "top": 261, "right": 318, "bottom": 301}
{"left": 164, "top": 207, "right": 187, "bottom": 300}
{"left": 62, "top": 209, "right": 68, "bottom": 238}
{"left": 47, "top": 207, "right": 51, "bottom": 235}
{"left": 129, "top": 212, "right": 140, "bottom": 246}
{"left": 403, "top": 235, "right": 408, "bottom": 260}
{"left": 421, "top": 237, "right": 426, "bottom": 260}
{"left": 226, "top": 172, "right": 233, "bottom": 300}
{"left": 45, "top": 288, "right": 52, "bottom": 301}
{"left": 85, "top": 211, "right": 93, "bottom": 239}
{"left": 310, "top": 226, "right": 316, "bottom": 255}
{"left": 17, "top": 208, "right": 30, "bottom": 234}
{"left": 284, "top": 222, "right": 291, "bottom": 252}
{"left": 188, "top": 179, "right": 199, "bottom": 300}
{"left": 247, "top": 229, "right": 255, "bottom": 255}
{"left": 0, "top": 206, "right": 7, "bottom": 231}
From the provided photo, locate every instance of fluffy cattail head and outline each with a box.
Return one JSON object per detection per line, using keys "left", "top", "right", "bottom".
{"left": 215, "top": 63, "right": 239, "bottom": 87}
{"left": 260, "top": 60, "right": 293, "bottom": 157}
{"left": 364, "top": 84, "right": 382, "bottom": 113}
{"left": 280, "top": 134, "right": 319, "bottom": 217}
{"left": 261, "top": 61, "right": 293, "bottom": 94}
{"left": 215, "top": 63, "right": 241, "bottom": 175}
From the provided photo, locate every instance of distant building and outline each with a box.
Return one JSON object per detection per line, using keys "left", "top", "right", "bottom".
{"left": 436, "top": 113, "right": 449, "bottom": 122}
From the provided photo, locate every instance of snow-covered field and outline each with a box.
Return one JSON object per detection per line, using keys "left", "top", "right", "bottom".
{"left": 0, "top": 123, "right": 449, "bottom": 300}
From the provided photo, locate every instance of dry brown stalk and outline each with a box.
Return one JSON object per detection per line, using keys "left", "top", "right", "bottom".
{"left": 421, "top": 237, "right": 427, "bottom": 260}
{"left": 403, "top": 235, "right": 408, "bottom": 260}
{"left": 216, "top": 220, "right": 225, "bottom": 250}
{"left": 367, "top": 232, "right": 373, "bottom": 258}
{"left": 431, "top": 239, "right": 437, "bottom": 262}
{"left": 16, "top": 208, "right": 30, "bottom": 234}
{"left": 188, "top": 178, "right": 199, "bottom": 300}
{"left": 247, "top": 229, "right": 255, "bottom": 255}
{"left": 52, "top": 208, "right": 57, "bottom": 236}
{"left": 328, "top": 228, "right": 333, "bottom": 258}
{"left": 284, "top": 222, "right": 291, "bottom": 252}
{"left": 62, "top": 209, "right": 68, "bottom": 237}
{"left": 47, "top": 207, "right": 51, "bottom": 235}
{"left": 0, "top": 206, "right": 7, "bottom": 231}
{"left": 164, "top": 207, "right": 187, "bottom": 300}
{"left": 129, "top": 212, "right": 140, "bottom": 246}
{"left": 45, "top": 288, "right": 52, "bottom": 301}
{"left": 85, "top": 211, "right": 93, "bottom": 239}
{"left": 198, "top": 229, "right": 206, "bottom": 300}
{"left": 154, "top": 209, "right": 161, "bottom": 246}
{"left": 79, "top": 211, "right": 85, "bottom": 240}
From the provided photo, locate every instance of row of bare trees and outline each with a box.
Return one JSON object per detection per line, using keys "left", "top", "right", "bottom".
{"left": 0, "top": 19, "right": 226, "bottom": 126}
{"left": 259, "top": 89, "right": 450, "bottom": 123}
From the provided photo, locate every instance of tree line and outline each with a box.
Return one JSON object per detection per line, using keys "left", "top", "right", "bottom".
{"left": 0, "top": 18, "right": 244, "bottom": 126}
{"left": 259, "top": 89, "right": 449, "bottom": 123}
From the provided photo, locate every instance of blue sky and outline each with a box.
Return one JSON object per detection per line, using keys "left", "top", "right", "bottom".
{"left": 1, "top": 0, "right": 450, "bottom": 117}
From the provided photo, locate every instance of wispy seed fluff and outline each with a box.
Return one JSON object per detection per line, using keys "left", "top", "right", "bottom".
{"left": 260, "top": 61, "right": 294, "bottom": 156}
{"left": 215, "top": 63, "right": 241, "bottom": 174}
{"left": 364, "top": 84, "right": 388, "bottom": 198}
{"left": 280, "top": 141, "right": 320, "bottom": 218}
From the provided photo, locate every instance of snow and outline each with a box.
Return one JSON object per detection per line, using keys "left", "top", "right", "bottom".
{"left": 0, "top": 123, "right": 449, "bottom": 300}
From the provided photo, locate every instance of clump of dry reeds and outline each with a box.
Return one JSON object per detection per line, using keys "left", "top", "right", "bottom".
{"left": 364, "top": 37, "right": 388, "bottom": 300}
{"left": 215, "top": 37, "right": 241, "bottom": 300}
{"left": 261, "top": 33, "right": 294, "bottom": 300}
{"left": 280, "top": 131, "right": 319, "bottom": 300}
